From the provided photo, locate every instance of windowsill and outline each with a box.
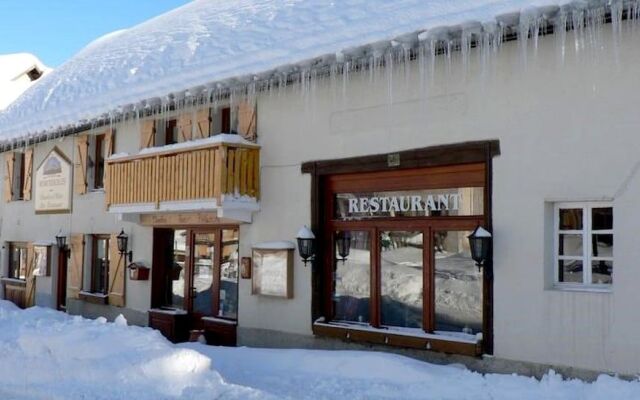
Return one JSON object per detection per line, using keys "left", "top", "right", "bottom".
{"left": 79, "top": 291, "right": 109, "bottom": 304}
{"left": 549, "top": 285, "right": 612, "bottom": 294}
{"left": 1, "top": 277, "right": 26, "bottom": 286}
{"left": 89, "top": 188, "right": 105, "bottom": 193}
{"left": 202, "top": 316, "right": 238, "bottom": 326}
{"left": 149, "top": 307, "right": 188, "bottom": 315}
{"left": 312, "top": 319, "right": 482, "bottom": 357}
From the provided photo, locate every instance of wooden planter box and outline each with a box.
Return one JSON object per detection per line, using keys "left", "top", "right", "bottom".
{"left": 148, "top": 309, "right": 189, "bottom": 343}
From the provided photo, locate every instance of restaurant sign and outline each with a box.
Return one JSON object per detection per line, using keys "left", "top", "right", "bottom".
{"left": 35, "top": 148, "right": 72, "bottom": 214}
{"left": 335, "top": 187, "right": 483, "bottom": 220}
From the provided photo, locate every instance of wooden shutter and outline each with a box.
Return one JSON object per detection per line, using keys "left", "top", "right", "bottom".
{"left": 177, "top": 114, "right": 192, "bottom": 142}
{"left": 108, "top": 233, "right": 125, "bottom": 307}
{"left": 25, "top": 244, "right": 36, "bottom": 307}
{"left": 74, "top": 135, "right": 89, "bottom": 195}
{"left": 103, "top": 129, "right": 114, "bottom": 197}
{"left": 237, "top": 101, "right": 257, "bottom": 141}
{"left": 195, "top": 109, "right": 211, "bottom": 139}
{"left": 4, "top": 152, "right": 15, "bottom": 202}
{"left": 140, "top": 120, "right": 155, "bottom": 149}
{"left": 22, "top": 148, "right": 33, "bottom": 201}
{"left": 68, "top": 234, "right": 84, "bottom": 299}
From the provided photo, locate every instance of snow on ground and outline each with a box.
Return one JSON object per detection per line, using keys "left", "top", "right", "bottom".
{"left": 2, "top": 299, "right": 640, "bottom": 400}
{"left": 0, "top": 0, "right": 625, "bottom": 141}
{"left": 0, "top": 301, "right": 266, "bottom": 400}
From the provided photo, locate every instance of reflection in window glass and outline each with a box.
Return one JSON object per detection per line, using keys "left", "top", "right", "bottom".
{"left": 9, "top": 245, "right": 28, "bottom": 280}
{"left": 592, "top": 208, "right": 613, "bottom": 231}
{"left": 220, "top": 229, "right": 239, "bottom": 319}
{"left": 193, "top": 233, "right": 215, "bottom": 316}
{"left": 171, "top": 230, "right": 187, "bottom": 309}
{"left": 558, "top": 259, "right": 583, "bottom": 283}
{"left": 380, "top": 231, "right": 423, "bottom": 329}
{"left": 592, "top": 261, "right": 613, "bottom": 284}
{"left": 558, "top": 234, "right": 582, "bottom": 257}
{"left": 92, "top": 237, "right": 109, "bottom": 294}
{"left": 592, "top": 234, "right": 613, "bottom": 258}
{"left": 333, "top": 231, "right": 370, "bottom": 323}
{"left": 559, "top": 209, "right": 583, "bottom": 230}
{"left": 434, "top": 231, "right": 483, "bottom": 335}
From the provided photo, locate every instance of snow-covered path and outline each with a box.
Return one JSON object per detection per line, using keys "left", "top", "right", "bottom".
{"left": 1, "top": 300, "right": 639, "bottom": 400}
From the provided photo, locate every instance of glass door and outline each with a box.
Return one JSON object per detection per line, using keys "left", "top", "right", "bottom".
{"left": 190, "top": 232, "right": 216, "bottom": 317}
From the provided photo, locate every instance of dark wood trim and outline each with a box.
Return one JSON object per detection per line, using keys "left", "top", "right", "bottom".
{"left": 313, "top": 323, "right": 481, "bottom": 357}
{"left": 301, "top": 140, "right": 500, "bottom": 176}
{"left": 483, "top": 143, "right": 495, "bottom": 355}
{"left": 303, "top": 140, "right": 500, "bottom": 356}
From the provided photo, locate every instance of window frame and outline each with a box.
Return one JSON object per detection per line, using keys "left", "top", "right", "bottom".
{"left": 553, "top": 202, "right": 613, "bottom": 291}
{"left": 93, "top": 133, "right": 106, "bottom": 190}
{"left": 90, "top": 235, "right": 110, "bottom": 295}
{"left": 8, "top": 242, "right": 29, "bottom": 280}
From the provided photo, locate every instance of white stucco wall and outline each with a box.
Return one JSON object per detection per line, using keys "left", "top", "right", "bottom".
{"left": 243, "top": 22, "right": 640, "bottom": 374}
{"left": 0, "top": 20, "right": 639, "bottom": 374}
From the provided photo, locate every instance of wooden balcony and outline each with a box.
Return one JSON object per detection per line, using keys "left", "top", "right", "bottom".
{"left": 106, "top": 138, "right": 260, "bottom": 219}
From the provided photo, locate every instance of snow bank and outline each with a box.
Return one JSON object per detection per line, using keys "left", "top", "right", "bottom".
{"left": 0, "top": 0, "right": 634, "bottom": 143}
{"left": 0, "top": 300, "right": 265, "bottom": 400}
{"left": 188, "top": 345, "right": 640, "bottom": 400}
{"left": 0, "top": 300, "right": 639, "bottom": 399}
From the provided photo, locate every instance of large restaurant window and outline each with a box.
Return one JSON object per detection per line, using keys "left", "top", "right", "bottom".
{"left": 321, "top": 163, "right": 488, "bottom": 350}
{"left": 8, "top": 243, "right": 28, "bottom": 280}
{"left": 554, "top": 203, "right": 613, "bottom": 288}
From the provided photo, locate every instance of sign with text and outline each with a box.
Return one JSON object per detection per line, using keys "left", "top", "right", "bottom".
{"left": 35, "top": 148, "right": 72, "bottom": 213}
{"left": 335, "top": 187, "right": 484, "bottom": 220}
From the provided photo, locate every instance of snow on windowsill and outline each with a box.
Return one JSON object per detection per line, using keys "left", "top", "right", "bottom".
{"left": 548, "top": 285, "right": 612, "bottom": 294}
{"left": 149, "top": 307, "right": 188, "bottom": 315}
{"left": 79, "top": 291, "right": 108, "bottom": 298}
{"left": 201, "top": 316, "right": 237, "bottom": 325}
{"left": 108, "top": 134, "right": 258, "bottom": 161}
{"left": 0, "top": 277, "right": 26, "bottom": 285}
{"left": 314, "top": 318, "right": 480, "bottom": 344}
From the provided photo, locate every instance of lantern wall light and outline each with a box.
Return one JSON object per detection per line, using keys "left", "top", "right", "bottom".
{"left": 117, "top": 229, "right": 133, "bottom": 263}
{"left": 336, "top": 231, "right": 352, "bottom": 263}
{"left": 467, "top": 225, "right": 492, "bottom": 271}
{"left": 55, "top": 231, "right": 71, "bottom": 259}
{"left": 296, "top": 226, "right": 316, "bottom": 266}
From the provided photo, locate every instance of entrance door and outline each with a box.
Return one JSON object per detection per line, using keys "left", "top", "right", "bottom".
{"left": 150, "top": 226, "right": 239, "bottom": 344}
{"left": 189, "top": 232, "right": 216, "bottom": 318}
{"left": 56, "top": 249, "right": 68, "bottom": 310}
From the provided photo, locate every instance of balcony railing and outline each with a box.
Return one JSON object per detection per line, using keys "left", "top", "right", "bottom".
{"left": 106, "top": 139, "right": 260, "bottom": 210}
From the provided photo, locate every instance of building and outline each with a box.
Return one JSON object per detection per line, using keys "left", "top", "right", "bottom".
{"left": 0, "top": 0, "right": 638, "bottom": 377}
{"left": 0, "top": 53, "right": 49, "bottom": 110}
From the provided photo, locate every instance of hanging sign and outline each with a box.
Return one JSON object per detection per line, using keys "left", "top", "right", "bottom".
{"left": 35, "top": 147, "right": 72, "bottom": 214}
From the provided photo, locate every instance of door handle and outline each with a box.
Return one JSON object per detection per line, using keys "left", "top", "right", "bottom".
{"left": 191, "top": 287, "right": 197, "bottom": 298}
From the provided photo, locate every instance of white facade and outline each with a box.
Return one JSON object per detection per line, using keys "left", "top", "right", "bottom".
{"left": 0, "top": 16, "right": 639, "bottom": 376}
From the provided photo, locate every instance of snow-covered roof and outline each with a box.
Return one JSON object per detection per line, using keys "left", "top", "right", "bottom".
{"left": 0, "top": 0, "right": 633, "bottom": 145}
{"left": 0, "top": 53, "right": 50, "bottom": 111}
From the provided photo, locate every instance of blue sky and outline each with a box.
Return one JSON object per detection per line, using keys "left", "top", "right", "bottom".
{"left": 0, "top": 0, "right": 192, "bottom": 67}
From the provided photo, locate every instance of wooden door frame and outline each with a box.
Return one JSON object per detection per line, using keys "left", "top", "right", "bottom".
{"left": 178, "top": 226, "right": 238, "bottom": 322}
{"left": 302, "top": 140, "right": 500, "bottom": 354}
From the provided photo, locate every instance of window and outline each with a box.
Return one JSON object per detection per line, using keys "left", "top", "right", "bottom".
{"left": 27, "top": 68, "right": 42, "bottom": 81}
{"left": 8, "top": 243, "right": 28, "bottom": 280}
{"left": 33, "top": 246, "right": 51, "bottom": 277}
{"left": 554, "top": 203, "right": 613, "bottom": 288}
{"left": 165, "top": 119, "right": 178, "bottom": 145}
{"left": 86, "top": 133, "right": 109, "bottom": 191}
{"left": 91, "top": 235, "right": 110, "bottom": 294}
